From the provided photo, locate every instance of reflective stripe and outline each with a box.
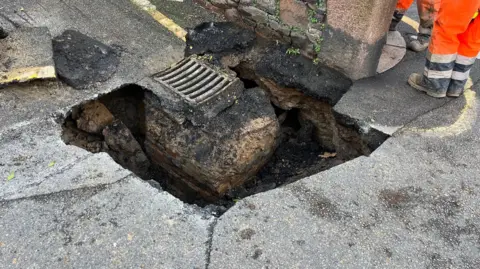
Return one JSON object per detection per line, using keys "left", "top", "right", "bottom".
{"left": 454, "top": 63, "right": 474, "bottom": 72}
{"left": 427, "top": 52, "right": 457, "bottom": 64}
{"left": 424, "top": 68, "right": 453, "bottom": 79}
{"left": 455, "top": 55, "right": 476, "bottom": 65}
{"left": 426, "top": 59, "right": 455, "bottom": 71}
{"left": 424, "top": 77, "right": 451, "bottom": 91}
{"left": 452, "top": 70, "right": 470, "bottom": 81}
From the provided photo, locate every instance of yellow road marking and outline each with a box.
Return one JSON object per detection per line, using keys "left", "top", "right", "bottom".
{"left": 131, "top": 0, "right": 187, "bottom": 42}
{"left": 0, "top": 66, "right": 56, "bottom": 85}
{"left": 401, "top": 15, "right": 419, "bottom": 31}
{"left": 406, "top": 78, "right": 477, "bottom": 137}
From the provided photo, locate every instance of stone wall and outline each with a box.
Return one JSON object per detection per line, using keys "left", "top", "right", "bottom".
{"left": 195, "top": 0, "right": 397, "bottom": 80}
{"left": 196, "top": 0, "right": 326, "bottom": 60}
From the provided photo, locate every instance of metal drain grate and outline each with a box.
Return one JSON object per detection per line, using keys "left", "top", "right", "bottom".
{"left": 154, "top": 57, "right": 235, "bottom": 104}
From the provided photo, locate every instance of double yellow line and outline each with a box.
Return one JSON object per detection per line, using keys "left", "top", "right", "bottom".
{"left": 131, "top": 0, "right": 187, "bottom": 41}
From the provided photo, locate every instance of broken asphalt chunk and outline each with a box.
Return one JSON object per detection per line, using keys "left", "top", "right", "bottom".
{"left": 53, "top": 30, "right": 120, "bottom": 89}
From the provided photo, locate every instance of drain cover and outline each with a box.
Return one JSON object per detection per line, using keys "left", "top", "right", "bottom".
{"left": 154, "top": 57, "right": 236, "bottom": 104}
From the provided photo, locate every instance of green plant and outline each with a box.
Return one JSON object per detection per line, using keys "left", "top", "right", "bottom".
{"left": 308, "top": 9, "right": 318, "bottom": 24}
{"left": 291, "top": 26, "right": 299, "bottom": 32}
{"left": 313, "top": 58, "right": 320, "bottom": 65}
{"left": 314, "top": 43, "right": 321, "bottom": 53}
{"left": 275, "top": 0, "right": 281, "bottom": 18}
{"left": 317, "top": 0, "right": 326, "bottom": 8}
{"left": 286, "top": 47, "right": 300, "bottom": 55}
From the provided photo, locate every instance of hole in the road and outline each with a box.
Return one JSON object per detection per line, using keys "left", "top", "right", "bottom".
{"left": 61, "top": 22, "right": 389, "bottom": 215}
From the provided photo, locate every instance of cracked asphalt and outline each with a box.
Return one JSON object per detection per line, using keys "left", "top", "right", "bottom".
{"left": 1, "top": 0, "right": 480, "bottom": 268}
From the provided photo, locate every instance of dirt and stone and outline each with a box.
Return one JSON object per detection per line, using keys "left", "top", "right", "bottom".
{"left": 61, "top": 22, "right": 379, "bottom": 205}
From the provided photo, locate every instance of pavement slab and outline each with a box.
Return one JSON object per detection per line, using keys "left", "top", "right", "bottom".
{"left": 334, "top": 50, "right": 451, "bottom": 135}
{"left": 209, "top": 126, "right": 480, "bottom": 268}
{"left": 0, "top": 176, "right": 215, "bottom": 269}
{"left": 0, "top": 118, "right": 131, "bottom": 201}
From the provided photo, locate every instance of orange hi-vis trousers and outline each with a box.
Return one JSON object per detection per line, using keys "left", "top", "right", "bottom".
{"left": 424, "top": 0, "right": 480, "bottom": 93}
{"left": 396, "top": 0, "right": 438, "bottom": 29}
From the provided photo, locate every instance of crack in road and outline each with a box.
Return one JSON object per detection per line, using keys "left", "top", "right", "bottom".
{"left": 205, "top": 217, "right": 218, "bottom": 269}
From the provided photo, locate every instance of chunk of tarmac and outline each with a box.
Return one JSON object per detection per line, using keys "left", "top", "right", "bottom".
{"left": 52, "top": 30, "right": 120, "bottom": 89}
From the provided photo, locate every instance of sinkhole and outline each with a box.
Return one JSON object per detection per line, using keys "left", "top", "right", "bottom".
{"left": 61, "top": 22, "right": 389, "bottom": 213}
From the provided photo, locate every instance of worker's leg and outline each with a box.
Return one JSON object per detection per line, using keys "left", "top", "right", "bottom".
{"left": 448, "top": 17, "right": 480, "bottom": 96}
{"left": 409, "top": 0, "right": 439, "bottom": 52}
{"left": 390, "top": 0, "right": 415, "bottom": 31}
{"left": 409, "top": 0, "right": 478, "bottom": 97}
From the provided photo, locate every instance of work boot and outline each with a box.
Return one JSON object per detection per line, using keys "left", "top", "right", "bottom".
{"left": 407, "top": 27, "right": 431, "bottom": 52}
{"left": 447, "top": 79, "right": 470, "bottom": 97}
{"left": 408, "top": 73, "right": 447, "bottom": 98}
{"left": 389, "top": 11, "right": 404, "bottom": 31}
{"left": 0, "top": 27, "right": 7, "bottom": 39}
{"left": 447, "top": 85, "right": 466, "bottom": 97}
{"left": 446, "top": 56, "right": 476, "bottom": 97}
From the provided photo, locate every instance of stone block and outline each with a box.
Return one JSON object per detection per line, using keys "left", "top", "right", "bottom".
{"left": 279, "top": 0, "right": 308, "bottom": 29}
{"left": 255, "top": 0, "right": 276, "bottom": 15}
{"left": 290, "top": 30, "right": 308, "bottom": 49}
{"left": 256, "top": 23, "right": 282, "bottom": 40}
{"left": 102, "top": 120, "right": 151, "bottom": 176}
{"left": 318, "top": 0, "right": 397, "bottom": 80}
{"left": 225, "top": 8, "right": 241, "bottom": 21}
{"left": 301, "top": 43, "right": 315, "bottom": 59}
{"left": 210, "top": 0, "right": 235, "bottom": 9}
{"left": 202, "top": 1, "right": 226, "bottom": 13}
{"left": 306, "top": 27, "right": 322, "bottom": 43}
{"left": 144, "top": 88, "right": 279, "bottom": 199}
{"left": 209, "top": 0, "right": 228, "bottom": 8}
{"left": 239, "top": 6, "right": 270, "bottom": 24}
{"left": 239, "top": 0, "right": 253, "bottom": 5}
{"left": 75, "top": 100, "right": 114, "bottom": 134}
{"left": 268, "top": 19, "right": 292, "bottom": 39}
{"left": 227, "top": 0, "right": 238, "bottom": 7}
